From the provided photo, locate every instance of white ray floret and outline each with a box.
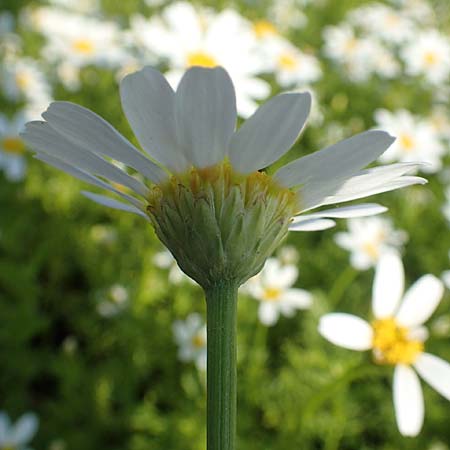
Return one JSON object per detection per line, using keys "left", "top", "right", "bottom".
{"left": 22, "top": 65, "right": 424, "bottom": 229}
{"left": 319, "top": 251, "right": 449, "bottom": 436}
{"left": 244, "top": 258, "right": 312, "bottom": 326}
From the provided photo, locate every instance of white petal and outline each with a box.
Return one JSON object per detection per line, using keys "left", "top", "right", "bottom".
{"left": 275, "top": 130, "right": 395, "bottom": 188}
{"left": 303, "top": 164, "right": 425, "bottom": 211}
{"left": 258, "top": 302, "right": 279, "bottom": 326}
{"left": 414, "top": 353, "right": 450, "bottom": 400}
{"left": 41, "top": 102, "right": 167, "bottom": 183}
{"left": 291, "top": 203, "right": 387, "bottom": 223}
{"left": 396, "top": 275, "right": 444, "bottom": 327}
{"left": 175, "top": 66, "right": 237, "bottom": 168}
{"left": 393, "top": 364, "right": 424, "bottom": 437}
{"left": 372, "top": 251, "right": 404, "bottom": 319}
{"left": 81, "top": 191, "right": 149, "bottom": 219}
{"left": 22, "top": 121, "right": 149, "bottom": 197}
{"left": 282, "top": 288, "right": 313, "bottom": 309}
{"left": 120, "top": 66, "right": 188, "bottom": 172}
{"left": 408, "top": 326, "right": 429, "bottom": 342}
{"left": 263, "top": 259, "right": 298, "bottom": 288}
{"left": 11, "top": 413, "right": 38, "bottom": 445}
{"left": 318, "top": 313, "right": 373, "bottom": 350}
{"left": 229, "top": 92, "right": 311, "bottom": 173}
{"left": 34, "top": 153, "right": 144, "bottom": 210}
{"left": 289, "top": 218, "right": 336, "bottom": 231}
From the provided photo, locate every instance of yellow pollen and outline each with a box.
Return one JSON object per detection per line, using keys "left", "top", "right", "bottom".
{"left": 399, "top": 133, "right": 415, "bottom": 152}
{"left": 278, "top": 53, "right": 298, "bottom": 71}
{"left": 424, "top": 51, "right": 438, "bottom": 66}
{"left": 192, "top": 333, "right": 205, "bottom": 348}
{"left": 262, "top": 287, "right": 282, "bottom": 302}
{"left": 253, "top": 20, "right": 277, "bottom": 38}
{"left": 149, "top": 161, "right": 298, "bottom": 212}
{"left": 371, "top": 318, "right": 423, "bottom": 365}
{"left": 72, "top": 38, "right": 95, "bottom": 55}
{"left": 187, "top": 51, "right": 218, "bottom": 68}
{"left": 2, "top": 137, "right": 25, "bottom": 154}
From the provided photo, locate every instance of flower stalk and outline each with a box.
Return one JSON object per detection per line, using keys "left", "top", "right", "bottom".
{"left": 205, "top": 280, "right": 238, "bottom": 450}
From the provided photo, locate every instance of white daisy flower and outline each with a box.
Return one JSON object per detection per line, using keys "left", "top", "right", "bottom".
{"left": 349, "top": 4, "right": 414, "bottom": 44}
{"left": 277, "top": 245, "right": 300, "bottom": 266}
{"left": 395, "top": 0, "right": 435, "bottom": 25}
{"left": 401, "top": 30, "right": 450, "bottom": 85}
{"left": 335, "top": 216, "right": 408, "bottom": 270}
{"left": 22, "top": 66, "right": 425, "bottom": 285}
{"left": 265, "top": 38, "right": 322, "bottom": 88}
{"left": 429, "top": 105, "right": 450, "bottom": 141}
{"left": 319, "top": 251, "right": 449, "bottom": 437}
{"left": 245, "top": 258, "right": 312, "bottom": 326}
{"left": 153, "top": 249, "right": 195, "bottom": 285}
{"left": 0, "top": 411, "right": 38, "bottom": 450}
{"left": 128, "top": 2, "right": 270, "bottom": 117}
{"left": 32, "top": 8, "right": 126, "bottom": 71}
{"left": 0, "top": 113, "right": 27, "bottom": 182}
{"left": 375, "top": 109, "right": 445, "bottom": 173}
{"left": 173, "top": 313, "right": 207, "bottom": 370}
{"left": 323, "top": 26, "right": 369, "bottom": 81}
{"left": 1, "top": 57, "right": 52, "bottom": 105}
{"left": 268, "top": 0, "right": 307, "bottom": 33}
{"left": 96, "top": 284, "right": 129, "bottom": 317}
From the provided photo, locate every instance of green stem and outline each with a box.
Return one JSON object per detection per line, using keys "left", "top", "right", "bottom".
{"left": 205, "top": 280, "right": 238, "bottom": 450}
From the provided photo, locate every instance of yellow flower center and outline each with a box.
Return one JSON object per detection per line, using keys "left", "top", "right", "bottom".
{"left": 2, "top": 136, "right": 25, "bottom": 154}
{"left": 424, "top": 51, "right": 439, "bottom": 66}
{"left": 192, "top": 333, "right": 205, "bottom": 348}
{"left": 398, "top": 133, "right": 415, "bottom": 152}
{"left": 278, "top": 53, "right": 298, "bottom": 71}
{"left": 362, "top": 241, "right": 380, "bottom": 260}
{"left": 262, "top": 287, "right": 282, "bottom": 302}
{"left": 72, "top": 38, "right": 95, "bottom": 55}
{"left": 3, "top": 446, "right": 16, "bottom": 450}
{"left": 15, "top": 72, "right": 31, "bottom": 89}
{"left": 371, "top": 318, "right": 423, "bottom": 365}
{"left": 187, "top": 51, "right": 218, "bottom": 68}
{"left": 344, "top": 38, "right": 358, "bottom": 54}
{"left": 253, "top": 20, "right": 277, "bottom": 38}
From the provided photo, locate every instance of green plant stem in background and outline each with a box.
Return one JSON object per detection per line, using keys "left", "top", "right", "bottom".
{"left": 205, "top": 280, "right": 238, "bottom": 450}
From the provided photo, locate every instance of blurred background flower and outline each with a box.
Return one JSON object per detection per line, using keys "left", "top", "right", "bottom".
{"left": 0, "top": 0, "right": 449, "bottom": 449}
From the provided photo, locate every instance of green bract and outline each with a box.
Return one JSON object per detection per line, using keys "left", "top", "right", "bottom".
{"left": 147, "top": 162, "right": 298, "bottom": 288}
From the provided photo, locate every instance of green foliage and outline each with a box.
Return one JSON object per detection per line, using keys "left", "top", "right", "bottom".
{"left": 0, "top": 0, "right": 449, "bottom": 449}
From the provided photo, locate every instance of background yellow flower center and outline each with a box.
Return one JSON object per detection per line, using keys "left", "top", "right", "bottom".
{"left": 371, "top": 318, "right": 423, "bottom": 365}
{"left": 253, "top": 20, "right": 277, "bottom": 38}
{"left": 262, "top": 287, "right": 282, "bottom": 302}
{"left": 278, "top": 53, "right": 298, "bottom": 71}
{"left": 399, "top": 133, "right": 415, "bottom": 151}
{"left": 187, "top": 51, "right": 218, "bottom": 68}
{"left": 15, "top": 72, "right": 31, "bottom": 89}
{"left": 2, "top": 137, "right": 25, "bottom": 154}
{"left": 72, "top": 38, "right": 95, "bottom": 55}
{"left": 192, "top": 333, "right": 205, "bottom": 348}
{"left": 424, "top": 51, "right": 438, "bottom": 66}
